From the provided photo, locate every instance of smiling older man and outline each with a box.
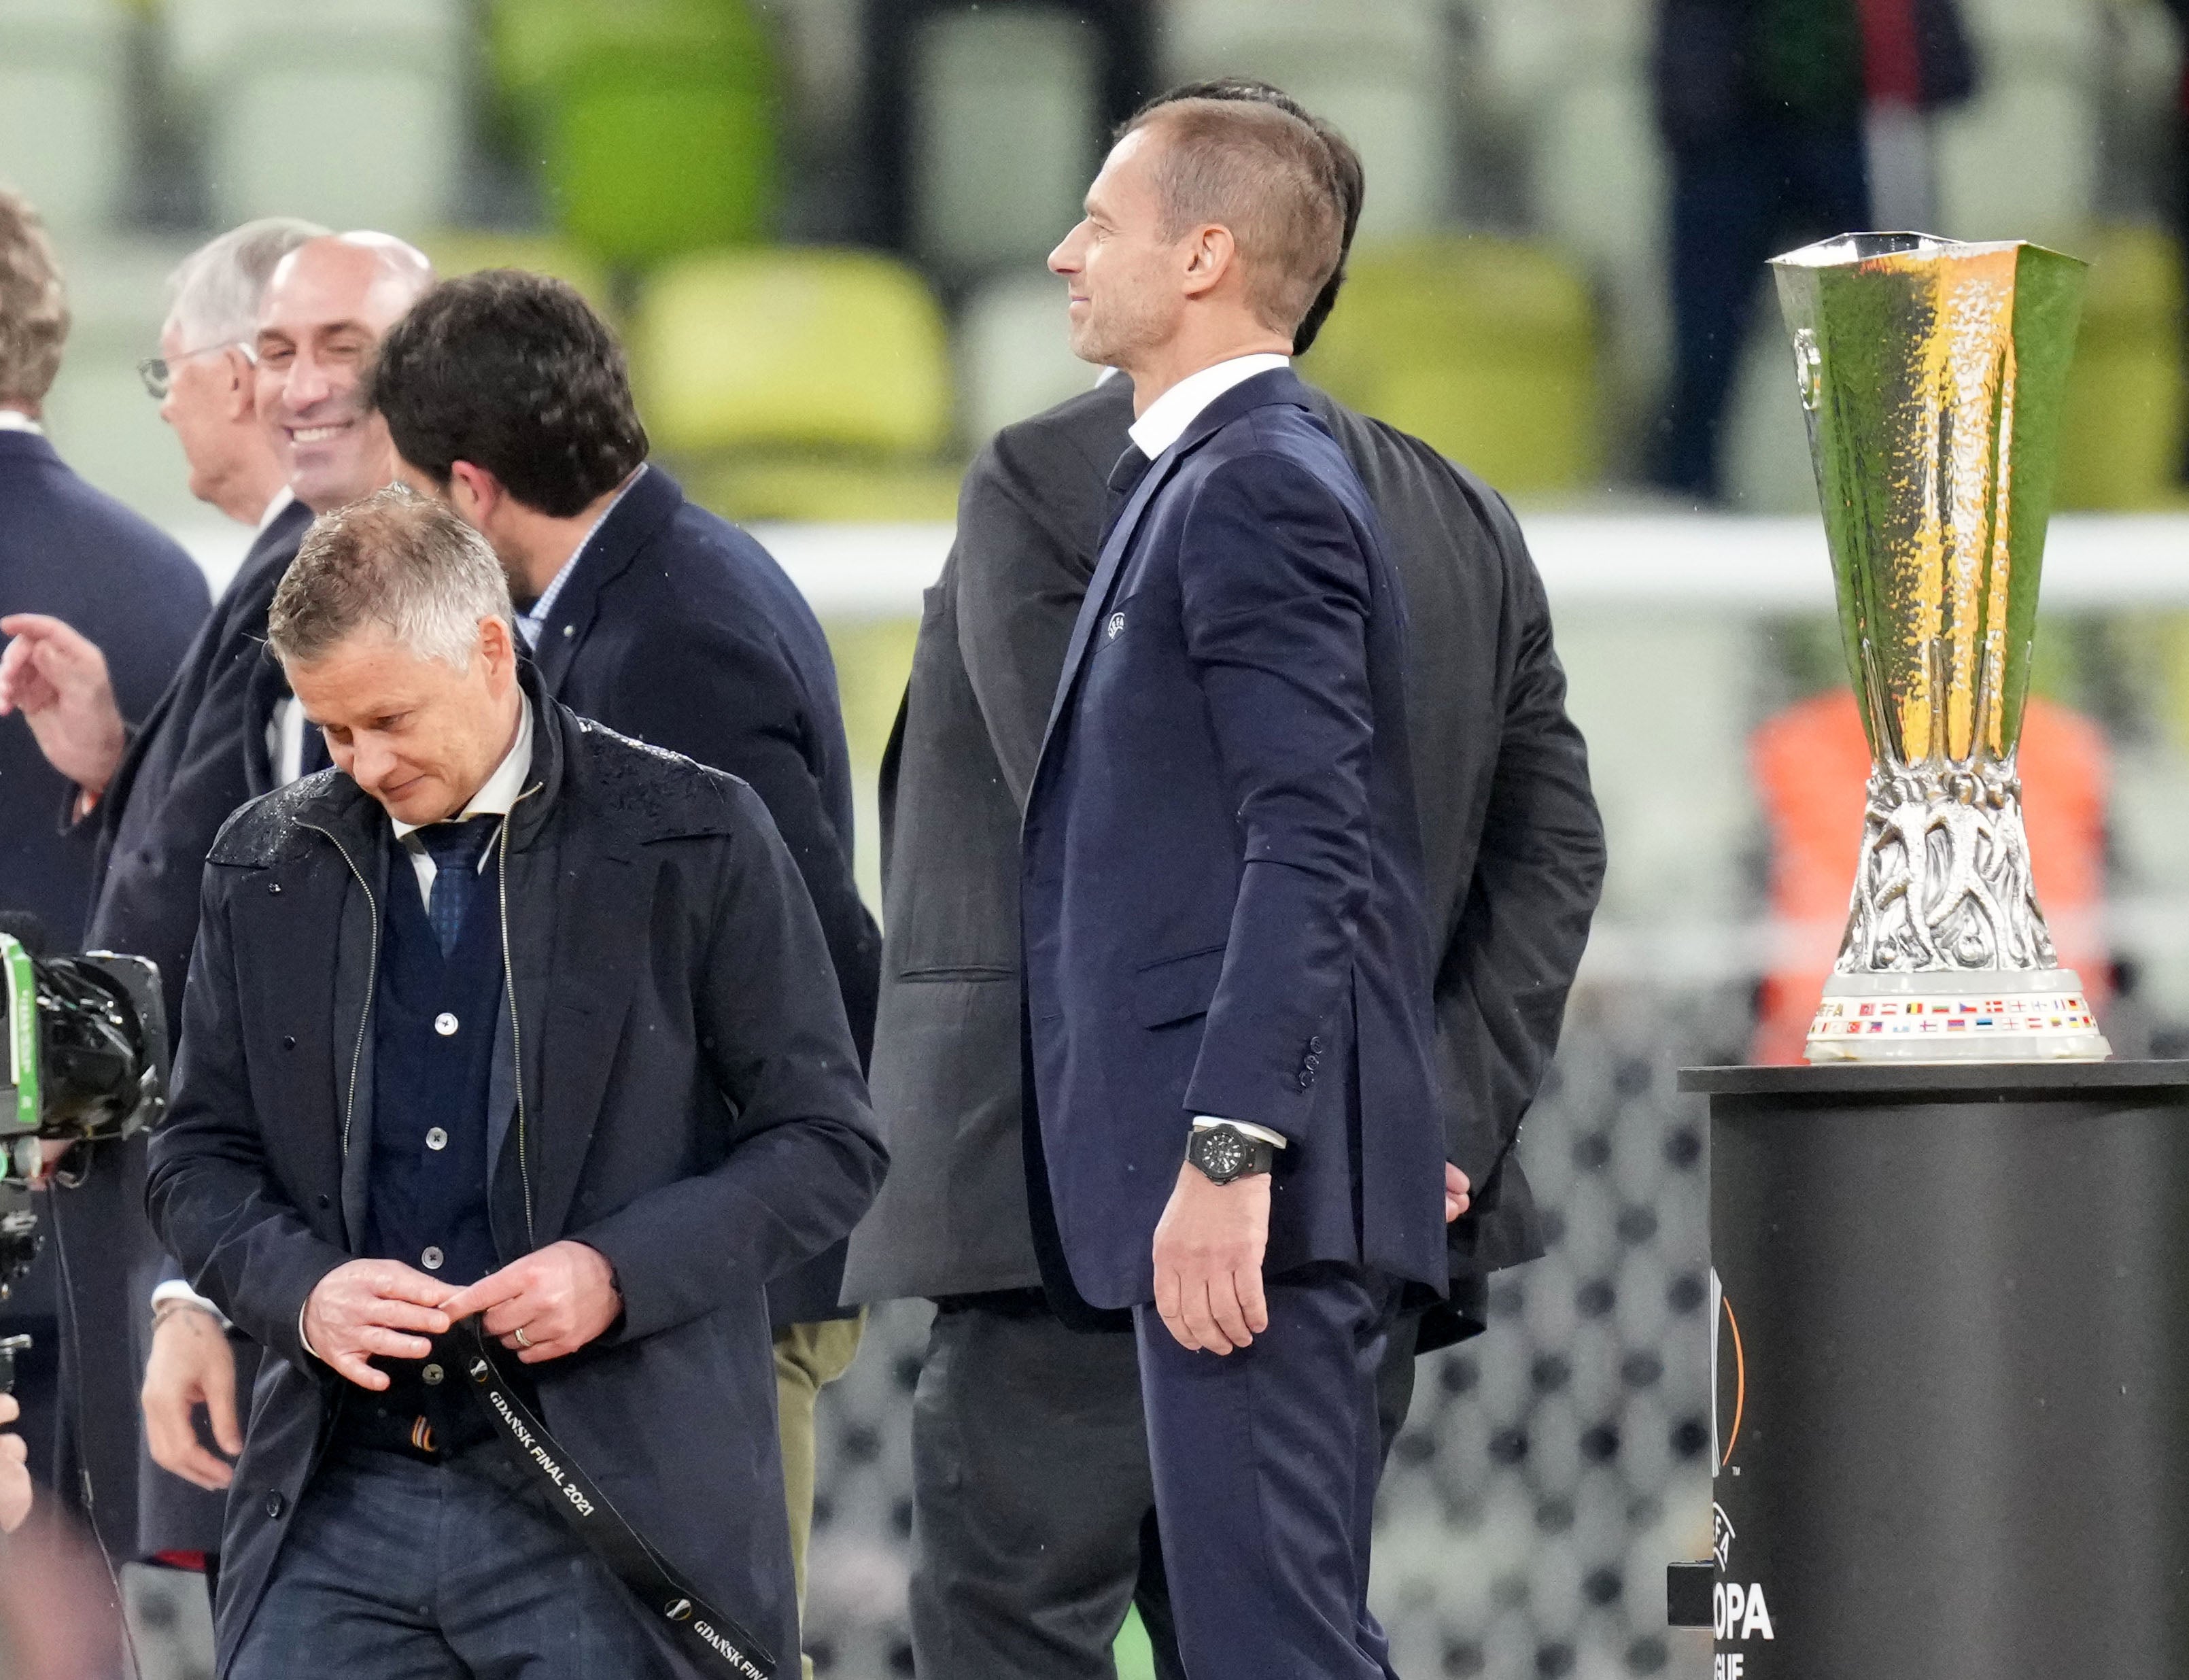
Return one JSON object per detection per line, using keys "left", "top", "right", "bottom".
{"left": 148, "top": 486, "right": 883, "bottom": 1680}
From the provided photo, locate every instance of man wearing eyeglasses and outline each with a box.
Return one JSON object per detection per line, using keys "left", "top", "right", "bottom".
{"left": 0, "top": 228, "right": 432, "bottom": 1577}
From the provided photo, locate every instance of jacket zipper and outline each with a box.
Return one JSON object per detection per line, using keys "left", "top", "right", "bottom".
{"left": 497, "top": 784, "right": 543, "bottom": 1246}
{"left": 300, "top": 821, "right": 379, "bottom": 1161}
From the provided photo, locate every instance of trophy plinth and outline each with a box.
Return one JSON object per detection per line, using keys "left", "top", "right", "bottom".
{"left": 1770, "top": 232, "right": 2111, "bottom": 1063}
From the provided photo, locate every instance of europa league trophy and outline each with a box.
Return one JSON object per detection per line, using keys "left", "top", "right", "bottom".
{"left": 1771, "top": 233, "right": 2110, "bottom": 1062}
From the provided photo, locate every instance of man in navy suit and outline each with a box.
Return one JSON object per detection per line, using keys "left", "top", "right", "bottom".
{"left": 1024, "top": 101, "right": 1453, "bottom": 1677}
{"left": 366, "top": 269, "right": 880, "bottom": 1668}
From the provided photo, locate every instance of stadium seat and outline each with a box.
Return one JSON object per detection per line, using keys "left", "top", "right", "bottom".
{"left": 2053, "top": 223, "right": 2186, "bottom": 511}
{"left": 630, "top": 247, "right": 962, "bottom": 521}
{"left": 1300, "top": 237, "right": 1598, "bottom": 496}
{"left": 416, "top": 231, "right": 619, "bottom": 324}
{"left": 488, "top": 0, "right": 778, "bottom": 268}
{"left": 1158, "top": 0, "right": 1455, "bottom": 238}
{"left": 0, "top": 0, "right": 132, "bottom": 232}
{"left": 163, "top": 0, "right": 466, "bottom": 233}
{"left": 910, "top": 6, "right": 1100, "bottom": 278}
{"left": 956, "top": 268, "right": 1099, "bottom": 444}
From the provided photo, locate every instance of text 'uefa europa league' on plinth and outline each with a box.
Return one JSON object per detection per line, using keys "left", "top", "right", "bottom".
{"left": 1680, "top": 235, "right": 2189, "bottom": 1680}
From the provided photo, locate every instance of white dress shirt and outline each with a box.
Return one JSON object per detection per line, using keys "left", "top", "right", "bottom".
{"left": 1125, "top": 352, "right": 1290, "bottom": 462}
{"left": 1119, "top": 354, "right": 1295, "bottom": 1154}
{"left": 0, "top": 409, "right": 44, "bottom": 435}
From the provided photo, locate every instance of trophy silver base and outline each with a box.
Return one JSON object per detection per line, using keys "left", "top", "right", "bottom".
{"left": 1806, "top": 970, "right": 2111, "bottom": 1063}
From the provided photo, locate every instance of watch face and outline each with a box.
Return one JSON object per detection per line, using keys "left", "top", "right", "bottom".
{"left": 1199, "top": 1127, "right": 1248, "bottom": 1180}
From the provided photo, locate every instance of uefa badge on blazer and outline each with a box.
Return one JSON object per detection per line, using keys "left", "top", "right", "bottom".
{"left": 1770, "top": 233, "right": 2109, "bottom": 1062}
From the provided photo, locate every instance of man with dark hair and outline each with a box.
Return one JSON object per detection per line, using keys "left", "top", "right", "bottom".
{"left": 843, "top": 80, "right": 1601, "bottom": 1679}
{"left": 148, "top": 485, "right": 883, "bottom": 1678}
{"left": 369, "top": 269, "right": 880, "bottom": 1666}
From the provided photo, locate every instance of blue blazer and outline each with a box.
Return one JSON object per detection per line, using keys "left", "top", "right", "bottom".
{"left": 1020, "top": 368, "right": 1449, "bottom": 1312}
{"left": 0, "top": 431, "right": 208, "bottom": 945}
{"left": 526, "top": 466, "right": 880, "bottom": 1327}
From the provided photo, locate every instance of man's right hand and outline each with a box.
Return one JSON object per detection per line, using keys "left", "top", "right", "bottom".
{"left": 0, "top": 614, "right": 128, "bottom": 799}
{"left": 302, "top": 1260, "right": 458, "bottom": 1392}
{"left": 141, "top": 1305, "right": 243, "bottom": 1491}
{"left": 0, "top": 1394, "right": 31, "bottom": 1535}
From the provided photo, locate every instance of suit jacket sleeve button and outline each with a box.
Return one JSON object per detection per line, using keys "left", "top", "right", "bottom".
{"left": 266, "top": 1492, "right": 286, "bottom": 1518}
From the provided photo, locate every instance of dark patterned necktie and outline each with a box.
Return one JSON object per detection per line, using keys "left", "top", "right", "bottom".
{"left": 418, "top": 816, "right": 502, "bottom": 956}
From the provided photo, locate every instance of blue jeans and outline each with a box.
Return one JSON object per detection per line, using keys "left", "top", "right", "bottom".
{"left": 230, "top": 1444, "right": 672, "bottom": 1679}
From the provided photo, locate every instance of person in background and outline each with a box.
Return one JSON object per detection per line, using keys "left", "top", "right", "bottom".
{"left": 128, "top": 214, "right": 331, "bottom": 1594}
{"left": 842, "top": 79, "right": 1601, "bottom": 1679}
{"left": 0, "top": 230, "right": 431, "bottom": 1568}
{"left": 148, "top": 488, "right": 884, "bottom": 1678}
{"left": 0, "top": 186, "right": 209, "bottom": 1549}
{"left": 1647, "top": 0, "right": 1977, "bottom": 502}
{"left": 365, "top": 270, "right": 880, "bottom": 1678}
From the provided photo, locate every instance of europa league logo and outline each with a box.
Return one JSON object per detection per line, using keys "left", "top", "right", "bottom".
{"left": 1771, "top": 234, "right": 2110, "bottom": 1063}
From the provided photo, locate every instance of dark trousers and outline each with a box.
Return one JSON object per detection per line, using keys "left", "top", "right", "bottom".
{"left": 909, "top": 1288, "right": 1421, "bottom": 1679}
{"left": 1135, "top": 1264, "right": 1400, "bottom": 1680}
{"left": 1651, "top": 118, "right": 1872, "bottom": 502}
{"left": 229, "top": 1443, "right": 672, "bottom": 1680}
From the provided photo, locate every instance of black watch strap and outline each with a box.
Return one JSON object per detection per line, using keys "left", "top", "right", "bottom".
{"left": 1188, "top": 1122, "right": 1275, "bottom": 1184}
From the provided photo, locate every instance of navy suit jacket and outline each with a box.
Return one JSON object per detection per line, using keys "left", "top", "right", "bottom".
{"left": 1021, "top": 369, "right": 1448, "bottom": 1312}
{"left": 0, "top": 431, "right": 207, "bottom": 945}
{"left": 528, "top": 466, "right": 880, "bottom": 1326}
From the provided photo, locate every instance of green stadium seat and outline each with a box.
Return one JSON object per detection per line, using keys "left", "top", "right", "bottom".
{"left": 2054, "top": 223, "right": 2186, "bottom": 511}
{"left": 489, "top": 0, "right": 778, "bottom": 267}
{"left": 1302, "top": 236, "right": 1599, "bottom": 496}
{"left": 632, "top": 246, "right": 962, "bottom": 522}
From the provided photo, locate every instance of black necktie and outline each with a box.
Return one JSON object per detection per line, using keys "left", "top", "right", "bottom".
{"left": 1107, "top": 444, "right": 1152, "bottom": 500}
{"left": 419, "top": 816, "right": 502, "bottom": 956}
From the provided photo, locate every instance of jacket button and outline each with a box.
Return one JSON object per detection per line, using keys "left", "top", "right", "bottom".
{"left": 425, "top": 1128, "right": 448, "bottom": 1152}
{"left": 267, "top": 882, "right": 281, "bottom": 895}
{"left": 422, "top": 1363, "right": 444, "bottom": 1386}
{"left": 434, "top": 1013, "right": 459, "bottom": 1037}
{"left": 316, "top": 1194, "right": 331, "bottom": 1210}
{"left": 266, "top": 1492, "right": 286, "bottom": 1519}
{"left": 1304, "top": 1054, "right": 1321, "bottom": 1071}
{"left": 421, "top": 1247, "right": 444, "bottom": 1271}
{"left": 1296, "top": 1072, "right": 1313, "bottom": 1091}
{"left": 281, "top": 1035, "right": 296, "bottom": 1050}
{"left": 1307, "top": 1036, "right": 1324, "bottom": 1055}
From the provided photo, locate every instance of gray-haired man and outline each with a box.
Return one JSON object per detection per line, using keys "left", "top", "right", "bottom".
{"left": 148, "top": 486, "right": 884, "bottom": 1678}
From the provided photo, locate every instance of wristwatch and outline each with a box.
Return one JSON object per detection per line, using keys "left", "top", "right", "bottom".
{"left": 1186, "top": 1121, "right": 1275, "bottom": 1186}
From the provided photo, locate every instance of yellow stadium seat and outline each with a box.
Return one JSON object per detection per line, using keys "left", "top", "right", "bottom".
{"left": 415, "top": 231, "right": 619, "bottom": 323}
{"left": 1301, "top": 235, "right": 1600, "bottom": 496}
{"left": 2053, "top": 223, "right": 2187, "bottom": 511}
{"left": 630, "top": 246, "right": 961, "bottom": 521}
{"left": 632, "top": 246, "right": 952, "bottom": 456}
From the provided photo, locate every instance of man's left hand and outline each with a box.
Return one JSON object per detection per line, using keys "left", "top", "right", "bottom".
{"left": 1152, "top": 1161, "right": 1270, "bottom": 1355}
{"left": 438, "top": 1241, "right": 622, "bottom": 1364}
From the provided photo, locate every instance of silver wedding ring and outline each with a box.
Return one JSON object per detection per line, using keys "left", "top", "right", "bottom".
{"left": 513, "top": 1326, "right": 532, "bottom": 1349}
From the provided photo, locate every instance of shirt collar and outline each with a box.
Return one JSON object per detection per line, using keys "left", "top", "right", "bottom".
{"left": 1124, "top": 354, "right": 1290, "bottom": 461}
{"left": 255, "top": 484, "right": 296, "bottom": 533}
{"left": 0, "top": 409, "right": 44, "bottom": 436}
{"left": 389, "top": 693, "right": 534, "bottom": 840}
{"left": 517, "top": 462, "right": 649, "bottom": 648}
